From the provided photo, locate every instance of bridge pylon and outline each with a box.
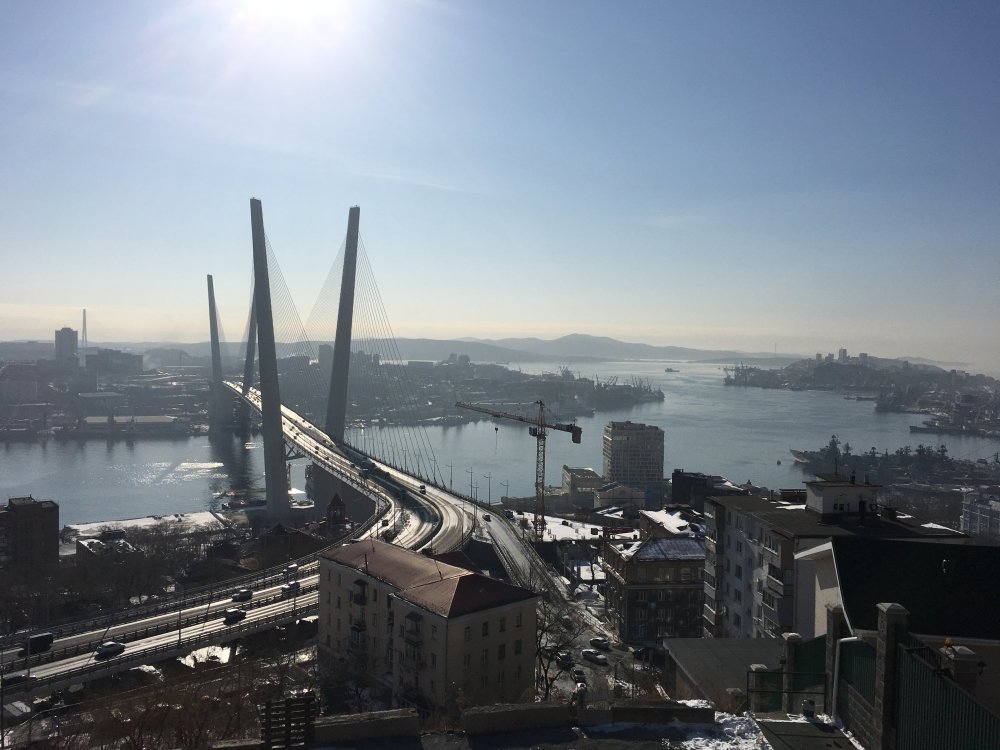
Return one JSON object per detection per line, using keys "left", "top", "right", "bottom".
{"left": 206, "top": 274, "right": 231, "bottom": 432}
{"left": 250, "top": 198, "right": 290, "bottom": 520}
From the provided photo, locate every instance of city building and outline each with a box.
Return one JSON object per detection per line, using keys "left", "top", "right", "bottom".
{"left": 603, "top": 536, "right": 705, "bottom": 645}
{"left": 602, "top": 421, "right": 664, "bottom": 495}
{"left": 702, "top": 475, "right": 967, "bottom": 639}
{"left": 961, "top": 493, "right": 1000, "bottom": 543}
{"left": 84, "top": 348, "right": 143, "bottom": 376}
{"left": 54, "top": 326, "right": 78, "bottom": 363}
{"left": 318, "top": 540, "right": 537, "bottom": 712}
{"left": 0, "top": 496, "right": 59, "bottom": 569}
{"left": 594, "top": 482, "right": 646, "bottom": 511}
{"left": 670, "top": 469, "right": 748, "bottom": 512}
{"left": 561, "top": 466, "right": 603, "bottom": 505}
{"left": 638, "top": 507, "right": 704, "bottom": 539}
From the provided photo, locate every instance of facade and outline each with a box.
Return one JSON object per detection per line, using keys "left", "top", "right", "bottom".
{"left": 961, "top": 494, "right": 1000, "bottom": 543}
{"left": 702, "top": 475, "right": 967, "bottom": 639}
{"left": 0, "top": 496, "right": 59, "bottom": 569}
{"left": 54, "top": 327, "right": 78, "bottom": 363}
{"left": 84, "top": 348, "right": 143, "bottom": 375}
{"left": 561, "top": 466, "right": 603, "bottom": 504}
{"left": 603, "top": 536, "right": 705, "bottom": 644}
{"left": 602, "top": 421, "right": 664, "bottom": 491}
{"left": 318, "top": 541, "right": 537, "bottom": 712}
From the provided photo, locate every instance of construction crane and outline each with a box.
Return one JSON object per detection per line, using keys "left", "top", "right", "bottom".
{"left": 455, "top": 400, "right": 581, "bottom": 542}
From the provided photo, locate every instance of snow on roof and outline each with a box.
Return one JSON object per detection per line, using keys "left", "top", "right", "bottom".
{"left": 613, "top": 536, "right": 706, "bottom": 561}
{"left": 921, "top": 521, "right": 959, "bottom": 531}
{"left": 512, "top": 511, "right": 635, "bottom": 542}
{"left": 640, "top": 509, "right": 694, "bottom": 535}
{"left": 776, "top": 504, "right": 807, "bottom": 510}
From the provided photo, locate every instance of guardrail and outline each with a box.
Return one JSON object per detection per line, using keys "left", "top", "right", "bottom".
{"left": 5, "top": 587, "right": 321, "bottom": 699}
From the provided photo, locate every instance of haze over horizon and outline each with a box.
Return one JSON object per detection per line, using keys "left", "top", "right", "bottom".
{"left": 2, "top": 2, "right": 999, "bottom": 371}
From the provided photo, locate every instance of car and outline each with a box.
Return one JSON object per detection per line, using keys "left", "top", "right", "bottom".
{"left": 222, "top": 608, "right": 247, "bottom": 625}
{"left": 231, "top": 588, "right": 253, "bottom": 603}
{"left": 418, "top": 484, "right": 426, "bottom": 494}
{"left": 571, "top": 667, "right": 586, "bottom": 682}
{"left": 280, "top": 581, "right": 300, "bottom": 597}
{"left": 556, "top": 651, "right": 574, "bottom": 667}
{"left": 589, "top": 636, "right": 611, "bottom": 651}
{"left": 95, "top": 641, "right": 126, "bottom": 659}
{"left": 482, "top": 513, "right": 491, "bottom": 521}
{"left": 286, "top": 563, "right": 299, "bottom": 576}
{"left": 582, "top": 648, "right": 608, "bottom": 665}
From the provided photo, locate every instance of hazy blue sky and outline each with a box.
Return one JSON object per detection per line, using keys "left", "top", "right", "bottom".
{"left": 2, "top": 2, "right": 999, "bottom": 370}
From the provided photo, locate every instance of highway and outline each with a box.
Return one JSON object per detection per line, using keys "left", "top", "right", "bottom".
{"left": 0, "top": 384, "right": 475, "bottom": 699}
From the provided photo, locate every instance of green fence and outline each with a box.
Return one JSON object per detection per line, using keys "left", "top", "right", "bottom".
{"left": 792, "top": 635, "right": 827, "bottom": 692}
{"left": 895, "top": 640, "right": 1000, "bottom": 750}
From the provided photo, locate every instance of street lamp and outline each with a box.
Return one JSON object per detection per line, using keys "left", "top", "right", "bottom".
{"left": 483, "top": 473, "right": 492, "bottom": 507}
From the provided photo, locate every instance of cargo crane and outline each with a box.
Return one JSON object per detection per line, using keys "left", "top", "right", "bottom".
{"left": 455, "top": 400, "right": 581, "bottom": 541}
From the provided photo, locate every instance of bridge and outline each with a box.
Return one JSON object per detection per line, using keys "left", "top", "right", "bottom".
{"left": 1, "top": 199, "right": 558, "bottom": 702}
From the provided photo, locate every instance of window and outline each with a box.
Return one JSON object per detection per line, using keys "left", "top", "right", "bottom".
{"left": 431, "top": 653, "right": 437, "bottom": 668}
{"left": 464, "top": 626, "right": 471, "bottom": 642}
{"left": 657, "top": 590, "right": 665, "bottom": 602}
{"left": 431, "top": 680, "right": 436, "bottom": 693}
{"left": 499, "top": 616, "right": 506, "bottom": 633}
{"left": 373, "top": 589, "right": 378, "bottom": 602}
{"left": 736, "top": 540, "right": 743, "bottom": 553}
{"left": 638, "top": 591, "right": 647, "bottom": 602}
{"left": 431, "top": 625, "right": 437, "bottom": 640}
{"left": 336, "top": 596, "right": 341, "bottom": 609}
{"left": 735, "top": 565, "right": 743, "bottom": 580}
{"left": 482, "top": 648, "right": 489, "bottom": 666}
{"left": 514, "top": 665, "right": 521, "bottom": 679}
{"left": 338, "top": 573, "right": 341, "bottom": 585}
{"left": 337, "top": 618, "right": 341, "bottom": 632}
{"left": 326, "top": 634, "right": 330, "bottom": 646}
{"left": 326, "top": 592, "right": 330, "bottom": 604}
{"left": 463, "top": 654, "right": 471, "bottom": 669}
{"left": 481, "top": 675, "right": 488, "bottom": 688}
{"left": 733, "top": 613, "right": 742, "bottom": 627}
{"left": 637, "top": 609, "right": 647, "bottom": 621}
{"left": 637, "top": 624, "right": 647, "bottom": 637}
{"left": 498, "top": 644, "right": 506, "bottom": 660}
{"left": 326, "top": 570, "right": 330, "bottom": 582}
{"left": 498, "top": 670, "right": 505, "bottom": 685}
{"left": 326, "top": 613, "right": 330, "bottom": 625}
{"left": 514, "top": 639, "right": 522, "bottom": 655}
{"left": 734, "top": 589, "right": 742, "bottom": 603}
{"left": 516, "top": 613, "right": 523, "bottom": 628}
{"left": 482, "top": 622, "right": 489, "bottom": 637}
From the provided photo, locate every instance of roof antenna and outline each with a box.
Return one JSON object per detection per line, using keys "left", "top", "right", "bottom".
{"left": 434, "top": 559, "right": 443, "bottom": 580}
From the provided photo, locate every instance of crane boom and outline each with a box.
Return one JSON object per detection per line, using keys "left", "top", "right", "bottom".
{"left": 455, "top": 400, "right": 581, "bottom": 541}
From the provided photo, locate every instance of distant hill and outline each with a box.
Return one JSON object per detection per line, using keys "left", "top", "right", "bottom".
{"left": 462, "top": 334, "right": 796, "bottom": 363}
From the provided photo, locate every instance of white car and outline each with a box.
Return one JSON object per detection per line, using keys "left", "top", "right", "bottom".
{"left": 581, "top": 648, "right": 608, "bottom": 665}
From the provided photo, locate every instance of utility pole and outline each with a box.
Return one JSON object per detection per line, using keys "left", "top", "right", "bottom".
{"left": 483, "top": 472, "right": 492, "bottom": 507}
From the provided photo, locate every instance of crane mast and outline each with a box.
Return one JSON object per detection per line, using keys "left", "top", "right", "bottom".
{"left": 455, "top": 400, "right": 581, "bottom": 542}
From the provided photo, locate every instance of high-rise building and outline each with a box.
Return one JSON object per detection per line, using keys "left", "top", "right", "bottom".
{"left": 602, "top": 421, "right": 664, "bottom": 490}
{"left": 54, "top": 327, "right": 78, "bottom": 363}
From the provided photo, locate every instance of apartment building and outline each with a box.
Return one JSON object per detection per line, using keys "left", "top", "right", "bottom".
{"left": 602, "top": 421, "right": 664, "bottom": 493}
{"left": 603, "top": 536, "right": 705, "bottom": 644}
{"left": 318, "top": 541, "right": 537, "bottom": 712}
{"left": 702, "top": 474, "right": 966, "bottom": 639}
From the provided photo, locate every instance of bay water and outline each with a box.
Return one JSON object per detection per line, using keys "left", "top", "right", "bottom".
{"left": 2, "top": 361, "right": 997, "bottom": 525}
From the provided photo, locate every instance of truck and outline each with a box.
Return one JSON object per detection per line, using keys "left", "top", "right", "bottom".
{"left": 18, "top": 632, "right": 54, "bottom": 656}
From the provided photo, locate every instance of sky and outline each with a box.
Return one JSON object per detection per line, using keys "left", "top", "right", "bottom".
{"left": 2, "top": 1, "right": 999, "bottom": 371}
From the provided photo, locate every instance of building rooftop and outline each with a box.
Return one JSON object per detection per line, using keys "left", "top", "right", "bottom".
{"left": 324, "top": 540, "right": 536, "bottom": 618}
{"left": 664, "top": 637, "right": 783, "bottom": 698}
{"left": 639, "top": 509, "right": 698, "bottom": 536}
{"left": 708, "top": 494, "right": 966, "bottom": 541}
{"left": 610, "top": 537, "right": 706, "bottom": 562}
{"left": 830, "top": 537, "right": 1000, "bottom": 639}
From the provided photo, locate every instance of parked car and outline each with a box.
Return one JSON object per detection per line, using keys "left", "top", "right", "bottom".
{"left": 280, "top": 581, "right": 300, "bottom": 597}
{"left": 95, "top": 641, "right": 126, "bottom": 659}
{"left": 483, "top": 513, "right": 491, "bottom": 521}
{"left": 418, "top": 484, "right": 426, "bottom": 494}
{"left": 582, "top": 648, "right": 608, "bottom": 665}
{"left": 231, "top": 588, "right": 253, "bottom": 602}
{"left": 571, "top": 667, "right": 587, "bottom": 682}
{"left": 222, "top": 608, "right": 247, "bottom": 625}
{"left": 556, "top": 651, "right": 574, "bottom": 667}
{"left": 589, "top": 636, "right": 611, "bottom": 651}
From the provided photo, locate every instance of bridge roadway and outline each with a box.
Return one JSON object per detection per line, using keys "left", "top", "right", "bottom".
{"left": 0, "top": 386, "right": 473, "bottom": 699}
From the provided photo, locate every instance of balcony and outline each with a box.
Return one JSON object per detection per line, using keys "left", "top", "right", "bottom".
{"left": 351, "top": 591, "right": 368, "bottom": 606}
{"left": 403, "top": 629, "right": 423, "bottom": 646}
{"left": 704, "top": 537, "right": 716, "bottom": 553}
{"left": 765, "top": 572, "right": 791, "bottom": 597}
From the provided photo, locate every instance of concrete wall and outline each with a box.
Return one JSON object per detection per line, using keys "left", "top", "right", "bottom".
{"left": 313, "top": 709, "right": 420, "bottom": 743}
{"left": 462, "top": 703, "right": 572, "bottom": 735}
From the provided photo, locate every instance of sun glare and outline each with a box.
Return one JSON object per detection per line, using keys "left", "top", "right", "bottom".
{"left": 230, "top": 0, "right": 351, "bottom": 31}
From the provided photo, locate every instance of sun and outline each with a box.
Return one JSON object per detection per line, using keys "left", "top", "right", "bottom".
{"left": 226, "top": 0, "right": 353, "bottom": 38}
